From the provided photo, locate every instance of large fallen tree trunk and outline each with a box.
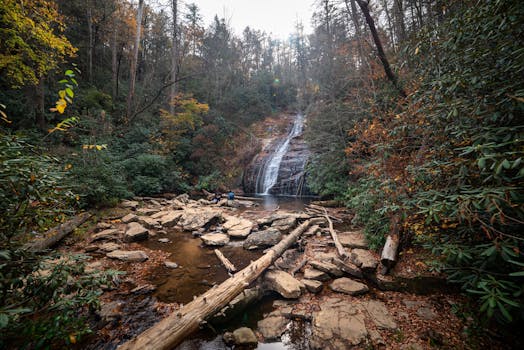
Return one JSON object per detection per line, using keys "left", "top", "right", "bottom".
{"left": 118, "top": 219, "right": 313, "bottom": 350}
{"left": 25, "top": 212, "right": 93, "bottom": 252}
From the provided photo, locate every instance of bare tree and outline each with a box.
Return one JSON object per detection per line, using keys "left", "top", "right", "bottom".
{"left": 169, "top": 0, "right": 178, "bottom": 114}
{"left": 126, "top": 0, "right": 144, "bottom": 119}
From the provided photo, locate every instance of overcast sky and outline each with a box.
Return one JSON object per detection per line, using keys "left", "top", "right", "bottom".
{"left": 186, "top": 0, "right": 315, "bottom": 39}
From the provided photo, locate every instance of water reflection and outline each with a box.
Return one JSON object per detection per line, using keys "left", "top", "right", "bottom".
{"left": 257, "top": 195, "right": 315, "bottom": 212}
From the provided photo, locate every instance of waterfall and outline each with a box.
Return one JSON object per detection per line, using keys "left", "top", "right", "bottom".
{"left": 259, "top": 114, "right": 305, "bottom": 195}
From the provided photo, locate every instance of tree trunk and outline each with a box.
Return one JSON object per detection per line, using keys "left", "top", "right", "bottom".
{"left": 355, "top": 0, "right": 406, "bottom": 97}
{"left": 111, "top": 20, "right": 118, "bottom": 100}
{"left": 35, "top": 78, "right": 45, "bottom": 131}
{"left": 87, "top": 7, "right": 93, "bottom": 83}
{"left": 126, "top": 0, "right": 144, "bottom": 120}
{"left": 169, "top": 0, "right": 178, "bottom": 114}
{"left": 118, "top": 220, "right": 313, "bottom": 350}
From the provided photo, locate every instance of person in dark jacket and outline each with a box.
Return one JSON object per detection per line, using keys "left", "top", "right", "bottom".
{"left": 227, "top": 190, "right": 234, "bottom": 200}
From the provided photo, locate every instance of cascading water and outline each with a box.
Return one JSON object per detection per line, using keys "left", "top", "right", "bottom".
{"left": 255, "top": 114, "right": 308, "bottom": 195}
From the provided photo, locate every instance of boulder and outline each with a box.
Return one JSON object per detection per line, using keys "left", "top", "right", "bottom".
{"left": 223, "top": 215, "right": 253, "bottom": 238}
{"left": 124, "top": 222, "right": 149, "bottom": 242}
{"left": 350, "top": 249, "right": 378, "bottom": 273}
{"left": 138, "top": 217, "right": 160, "bottom": 229}
{"left": 121, "top": 200, "right": 139, "bottom": 210}
{"left": 137, "top": 208, "right": 160, "bottom": 216}
{"left": 265, "top": 270, "right": 303, "bottom": 299}
{"left": 303, "top": 268, "right": 331, "bottom": 282}
{"left": 232, "top": 327, "right": 257, "bottom": 346}
{"left": 106, "top": 250, "right": 148, "bottom": 262}
{"left": 151, "top": 210, "right": 172, "bottom": 219}
{"left": 332, "top": 258, "right": 364, "bottom": 279}
{"left": 257, "top": 314, "right": 288, "bottom": 341}
{"left": 338, "top": 231, "right": 368, "bottom": 249}
{"left": 271, "top": 216, "right": 296, "bottom": 233}
{"left": 311, "top": 298, "right": 368, "bottom": 349}
{"left": 309, "top": 260, "right": 344, "bottom": 277}
{"left": 159, "top": 211, "right": 183, "bottom": 227}
{"left": 329, "top": 277, "right": 369, "bottom": 296}
{"left": 243, "top": 228, "right": 282, "bottom": 250}
{"left": 200, "top": 233, "right": 229, "bottom": 246}
{"left": 179, "top": 208, "right": 222, "bottom": 231}
{"left": 363, "top": 300, "right": 397, "bottom": 330}
{"left": 302, "top": 279, "right": 323, "bottom": 293}
{"left": 92, "top": 229, "right": 121, "bottom": 241}
{"left": 175, "top": 193, "right": 190, "bottom": 204}
{"left": 98, "top": 242, "right": 121, "bottom": 252}
{"left": 121, "top": 213, "right": 139, "bottom": 224}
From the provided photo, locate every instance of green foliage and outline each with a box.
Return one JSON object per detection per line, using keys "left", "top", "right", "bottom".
{"left": 122, "top": 154, "right": 167, "bottom": 196}
{"left": 194, "top": 170, "right": 222, "bottom": 192}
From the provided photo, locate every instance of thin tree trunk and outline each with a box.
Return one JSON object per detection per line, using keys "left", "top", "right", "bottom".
{"left": 381, "top": 0, "right": 396, "bottom": 51}
{"left": 355, "top": 0, "right": 406, "bottom": 97}
{"left": 87, "top": 7, "right": 93, "bottom": 83}
{"left": 35, "top": 78, "right": 45, "bottom": 130}
{"left": 169, "top": 0, "right": 178, "bottom": 114}
{"left": 111, "top": 21, "right": 118, "bottom": 100}
{"left": 126, "top": 0, "right": 144, "bottom": 120}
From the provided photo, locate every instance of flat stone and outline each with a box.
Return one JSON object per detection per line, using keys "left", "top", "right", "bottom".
{"left": 350, "top": 249, "right": 378, "bottom": 273}
{"left": 151, "top": 210, "right": 171, "bottom": 219}
{"left": 303, "top": 268, "right": 331, "bottom": 281}
{"left": 164, "top": 261, "right": 178, "bottom": 269}
{"left": 85, "top": 245, "right": 99, "bottom": 252}
{"left": 159, "top": 211, "right": 183, "bottom": 227}
{"left": 223, "top": 215, "right": 254, "bottom": 238}
{"left": 124, "top": 222, "right": 149, "bottom": 242}
{"left": 271, "top": 216, "right": 296, "bottom": 233}
{"left": 179, "top": 208, "right": 222, "bottom": 231}
{"left": 332, "top": 258, "right": 363, "bottom": 279}
{"left": 257, "top": 315, "right": 288, "bottom": 341}
{"left": 95, "top": 222, "right": 112, "bottom": 231}
{"left": 310, "top": 260, "right": 344, "bottom": 277}
{"left": 201, "top": 233, "right": 229, "bottom": 246}
{"left": 265, "top": 270, "right": 303, "bottom": 299}
{"left": 138, "top": 216, "right": 160, "bottom": 229}
{"left": 311, "top": 298, "right": 367, "bottom": 349}
{"left": 329, "top": 277, "right": 369, "bottom": 296}
{"left": 243, "top": 228, "right": 282, "bottom": 250}
{"left": 121, "top": 200, "right": 139, "bottom": 210}
{"left": 417, "top": 306, "right": 437, "bottom": 320}
{"left": 158, "top": 238, "right": 170, "bottom": 243}
{"left": 121, "top": 213, "right": 139, "bottom": 224}
{"left": 98, "top": 242, "right": 121, "bottom": 252}
{"left": 92, "top": 229, "right": 121, "bottom": 241}
{"left": 233, "top": 327, "right": 258, "bottom": 346}
{"left": 137, "top": 207, "right": 160, "bottom": 215}
{"left": 106, "top": 250, "right": 148, "bottom": 262}
{"left": 363, "top": 300, "right": 397, "bottom": 329}
{"left": 302, "top": 279, "right": 323, "bottom": 293}
{"left": 338, "top": 231, "right": 368, "bottom": 249}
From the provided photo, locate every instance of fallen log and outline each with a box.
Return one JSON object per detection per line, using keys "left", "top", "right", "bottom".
{"left": 25, "top": 212, "right": 93, "bottom": 252}
{"left": 322, "top": 208, "right": 349, "bottom": 258}
{"left": 214, "top": 249, "right": 237, "bottom": 272}
{"left": 118, "top": 219, "right": 313, "bottom": 350}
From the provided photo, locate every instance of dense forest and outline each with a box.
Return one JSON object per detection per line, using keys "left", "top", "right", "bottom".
{"left": 1, "top": 0, "right": 523, "bottom": 348}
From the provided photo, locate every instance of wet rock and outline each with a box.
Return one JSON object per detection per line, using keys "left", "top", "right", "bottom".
{"left": 265, "top": 270, "right": 303, "bottom": 299}
{"left": 271, "top": 216, "right": 296, "bottom": 233}
{"left": 338, "top": 231, "right": 368, "bottom": 249}
{"left": 159, "top": 211, "right": 183, "bottom": 227}
{"left": 332, "top": 257, "right": 363, "bottom": 279}
{"left": 243, "top": 228, "right": 282, "bottom": 250}
{"left": 138, "top": 216, "right": 160, "bottom": 229}
{"left": 303, "top": 268, "right": 331, "bottom": 281}
{"left": 124, "top": 222, "right": 149, "bottom": 242}
{"left": 164, "top": 261, "right": 178, "bottom": 269}
{"left": 92, "top": 228, "right": 121, "bottom": 241}
{"left": 98, "top": 242, "right": 121, "bottom": 252}
{"left": 329, "top": 277, "right": 369, "bottom": 296}
{"left": 200, "top": 233, "right": 229, "bottom": 246}
{"left": 106, "top": 250, "right": 148, "bottom": 262}
{"left": 257, "top": 314, "right": 288, "bottom": 341}
{"left": 122, "top": 213, "right": 139, "bottom": 224}
{"left": 223, "top": 215, "right": 253, "bottom": 238}
{"left": 121, "top": 200, "right": 139, "bottom": 210}
{"left": 95, "top": 222, "right": 112, "bottom": 231}
{"left": 179, "top": 208, "right": 222, "bottom": 231}
{"left": 232, "top": 327, "right": 258, "bottom": 346}
{"left": 350, "top": 249, "right": 378, "bottom": 273}
{"left": 363, "top": 300, "right": 397, "bottom": 329}
{"left": 302, "top": 279, "right": 323, "bottom": 293}
{"left": 158, "top": 238, "right": 170, "bottom": 243}
{"left": 311, "top": 298, "right": 367, "bottom": 349}
{"left": 309, "top": 260, "right": 344, "bottom": 277}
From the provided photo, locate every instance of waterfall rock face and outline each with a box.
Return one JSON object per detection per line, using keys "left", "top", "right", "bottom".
{"left": 243, "top": 114, "right": 312, "bottom": 196}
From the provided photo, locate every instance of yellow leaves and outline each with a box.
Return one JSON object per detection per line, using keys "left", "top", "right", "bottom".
{"left": 82, "top": 144, "right": 107, "bottom": 151}
{"left": 69, "top": 334, "right": 77, "bottom": 344}
{"left": 415, "top": 47, "right": 420, "bottom": 55}
{"left": 64, "top": 163, "right": 72, "bottom": 171}
{"left": 0, "top": 103, "right": 12, "bottom": 124}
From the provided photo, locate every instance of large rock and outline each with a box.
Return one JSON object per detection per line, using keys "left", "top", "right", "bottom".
{"left": 200, "top": 233, "right": 229, "bottom": 246}
{"left": 179, "top": 208, "right": 222, "bottom": 231}
{"left": 302, "top": 279, "right": 323, "bottom": 293}
{"left": 106, "top": 250, "right": 149, "bottom": 262}
{"left": 311, "top": 298, "right": 368, "bottom": 349}
{"left": 92, "top": 229, "right": 121, "bottom": 241}
{"left": 332, "top": 258, "right": 363, "bottom": 279}
{"left": 98, "top": 242, "right": 121, "bottom": 252}
{"left": 303, "top": 268, "right": 331, "bottom": 282}
{"left": 265, "top": 270, "right": 303, "bottom": 299}
{"left": 257, "top": 314, "right": 288, "bottom": 341}
{"left": 232, "top": 327, "right": 257, "bottom": 346}
{"left": 159, "top": 211, "right": 183, "bottom": 227}
{"left": 363, "top": 300, "right": 397, "bottom": 330}
{"left": 138, "top": 216, "right": 160, "bottom": 229}
{"left": 223, "top": 215, "right": 253, "bottom": 238}
{"left": 121, "top": 213, "right": 139, "bottom": 224}
{"left": 329, "top": 277, "right": 369, "bottom": 296}
{"left": 309, "top": 260, "right": 344, "bottom": 277}
{"left": 350, "top": 249, "right": 378, "bottom": 273}
{"left": 243, "top": 228, "right": 282, "bottom": 250}
{"left": 124, "top": 222, "right": 149, "bottom": 242}
{"left": 121, "top": 200, "right": 139, "bottom": 210}
{"left": 271, "top": 216, "right": 296, "bottom": 233}
{"left": 338, "top": 231, "right": 368, "bottom": 249}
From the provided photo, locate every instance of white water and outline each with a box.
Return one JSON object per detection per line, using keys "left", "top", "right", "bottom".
{"left": 260, "top": 114, "right": 304, "bottom": 195}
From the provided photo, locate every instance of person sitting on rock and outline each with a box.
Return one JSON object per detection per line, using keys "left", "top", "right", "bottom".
{"left": 212, "top": 192, "right": 221, "bottom": 203}
{"left": 227, "top": 190, "right": 235, "bottom": 200}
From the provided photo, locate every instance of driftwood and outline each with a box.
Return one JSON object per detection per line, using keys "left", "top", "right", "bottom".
{"left": 118, "top": 219, "right": 313, "bottom": 350}
{"left": 305, "top": 205, "right": 343, "bottom": 223}
{"left": 25, "top": 212, "right": 93, "bottom": 252}
{"left": 291, "top": 257, "right": 308, "bottom": 276}
{"left": 322, "top": 208, "right": 349, "bottom": 258}
{"left": 214, "top": 249, "right": 236, "bottom": 272}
